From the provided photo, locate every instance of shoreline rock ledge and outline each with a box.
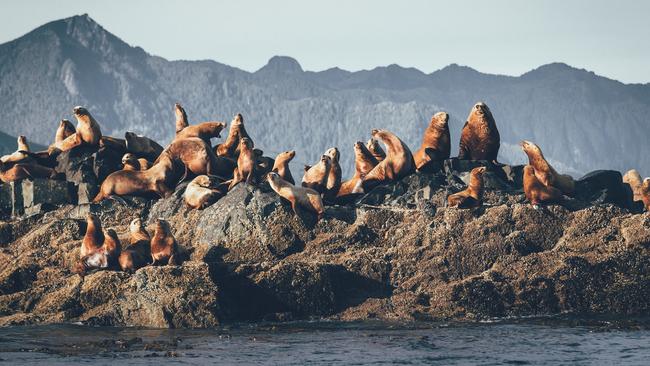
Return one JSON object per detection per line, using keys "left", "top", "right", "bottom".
{"left": 1, "top": 160, "right": 649, "bottom": 327}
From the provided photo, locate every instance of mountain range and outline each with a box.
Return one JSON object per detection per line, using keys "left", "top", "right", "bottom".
{"left": 1, "top": 14, "right": 649, "bottom": 176}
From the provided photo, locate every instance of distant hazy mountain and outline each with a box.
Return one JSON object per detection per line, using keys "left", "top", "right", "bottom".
{"left": 1, "top": 14, "right": 649, "bottom": 176}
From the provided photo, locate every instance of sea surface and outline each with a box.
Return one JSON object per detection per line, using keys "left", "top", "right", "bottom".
{"left": 1, "top": 318, "right": 650, "bottom": 365}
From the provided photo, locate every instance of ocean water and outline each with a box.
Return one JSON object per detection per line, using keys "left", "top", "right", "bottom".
{"left": 1, "top": 319, "right": 650, "bottom": 365}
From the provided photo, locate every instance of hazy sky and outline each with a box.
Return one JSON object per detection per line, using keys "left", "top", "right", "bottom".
{"left": 1, "top": 0, "right": 649, "bottom": 83}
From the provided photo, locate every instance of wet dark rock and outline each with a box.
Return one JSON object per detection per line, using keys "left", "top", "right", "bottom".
{"left": 576, "top": 170, "right": 634, "bottom": 209}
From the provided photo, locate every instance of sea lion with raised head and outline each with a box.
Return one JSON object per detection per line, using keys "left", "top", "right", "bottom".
{"left": 337, "top": 141, "right": 378, "bottom": 197}
{"left": 360, "top": 129, "right": 415, "bottom": 192}
{"left": 523, "top": 165, "right": 563, "bottom": 207}
{"left": 54, "top": 119, "right": 75, "bottom": 143}
{"left": 272, "top": 150, "right": 296, "bottom": 185}
{"left": 175, "top": 121, "right": 227, "bottom": 146}
{"left": 80, "top": 213, "right": 104, "bottom": 258}
{"left": 366, "top": 138, "right": 386, "bottom": 163}
{"left": 215, "top": 113, "right": 250, "bottom": 158}
{"left": 229, "top": 137, "right": 257, "bottom": 190}
{"left": 184, "top": 175, "right": 224, "bottom": 209}
{"left": 93, "top": 151, "right": 182, "bottom": 202}
{"left": 302, "top": 155, "right": 331, "bottom": 194}
{"left": 458, "top": 102, "right": 500, "bottom": 161}
{"left": 150, "top": 219, "right": 178, "bottom": 265}
{"left": 175, "top": 103, "right": 189, "bottom": 134}
{"left": 520, "top": 140, "right": 574, "bottom": 195}
{"left": 641, "top": 178, "right": 650, "bottom": 211}
{"left": 76, "top": 228, "right": 122, "bottom": 274}
{"left": 623, "top": 169, "right": 643, "bottom": 202}
{"left": 72, "top": 106, "right": 103, "bottom": 146}
{"left": 324, "top": 147, "right": 342, "bottom": 199}
{"left": 414, "top": 112, "right": 450, "bottom": 172}
{"left": 447, "top": 166, "right": 486, "bottom": 208}
{"left": 267, "top": 172, "right": 324, "bottom": 220}
{"left": 119, "top": 218, "right": 152, "bottom": 273}
{"left": 164, "top": 137, "right": 233, "bottom": 179}
{"left": 0, "top": 136, "right": 30, "bottom": 163}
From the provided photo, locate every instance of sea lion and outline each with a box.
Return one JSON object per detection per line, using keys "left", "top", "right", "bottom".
{"left": 175, "top": 121, "right": 227, "bottom": 146}
{"left": 254, "top": 149, "right": 275, "bottom": 179}
{"left": 324, "top": 147, "right": 342, "bottom": 199}
{"left": 337, "top": 141, "right": 379, "bottom": 197}
{"left": 99, "top": 136, "right": 127, "bottom": 152}
{"left": 302, "top": 155, "right": 331, "bottom": 194}
{"left": 175, "top": 103, "right": 189, "bottom": 134}
{"left": 184, "top": 175, "right": 224, "bottom": 209}
{"left": 366, "top": 138, "right": 386, "bottom": 162}
{"left": 520, "top": 140, "right": 574, "bottom": 195}
{"left": 458, "top": 102, "right": 500, "bottom": 161}
{"left": 215, "top": 113, "right": 250, "bottom": 158}
{"left": 360, "top": 129, "right": 415, "bottom": 192}
{"left": 640, "top": 178, "right": 650, "bottom": 211}
{"left": 93, "top": 151, "right": 182, "bottom": 202}
{"left": 0, "top": 163, "right": 55, "bottom": 183}
{"left": 76, "top": 228, "right": 122, "bottom": 274}
{"left": 623, "top": 169, "right": 643, "bottom": 202}
{"left": 447, "top": 167, "right": 486, "bottom": 208}
{"left": 72, "top": 106, "right": 103, "bottom": 146}
{"left": 523, "top": 165, "right": 563, "bottom": 207}
{"left": 121, "top": 153, "right": 151, "bottom": 171}
{"left": 0, "top": 135, "right": 30, "bottom": 163}
{"left": 54, "top": 119, "right": 75, "bottom": 144}
{"left": 413, "top": 112, "right": 450, "bottom": 172}
{"left": 267, "top": 172, "right": 324, "bottom": 220}
{"left": 119, "top": 218, "right": 151, "bottom": 273}
{"left": 163, "top": 137, "right": 233, "bottom": 179}
{"left": 272, "top": 150, "right": 296, "bottom": 185}
{"left": 150, "top": 219, "right": 178, "bottom": 265}
{"left": 80, "top": 213, "right": 104, "bottom": 258}
{"left": 50, "top": 132, "right": 82, "bottom": 153}
{"left": 229, "top": 137, "right": 257, "bottom": 190}
{"left": 125, "top": 132, "right": 164, "bottom": 161}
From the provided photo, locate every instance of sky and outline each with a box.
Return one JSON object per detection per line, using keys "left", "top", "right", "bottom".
{"left": 1, "top": 0, "right": 649, "bottom": 84}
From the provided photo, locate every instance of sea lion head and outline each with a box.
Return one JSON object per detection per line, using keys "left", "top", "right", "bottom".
{"left": 431, "top": 112, "right": 449, "bottom": 128}
{"left": 233, "top": 113, "right": 244, "bottom": 125}
{"left": 319, "top": 154, "right": 332, "bottom": 168}
{"left": 129, "top": 217, "right": 144, "bottom": 234}
{"left": 353, "top": 141, "right": 365, "bottom": 155}
{"left": 277, "top": 150, "right": 296, "bottom": 162}
{"left": 471, "top": 166, "right": 487, "bottom": 177}
{"left": 17, "top": 135, "right": 29, "bottom": 151}
{"left": 73, "top": 106, "right": 93, "bottom": 124}
{"left": 267, "top": 171, "right": 281, "bottom": 184}
{"left": 643, "top": 178, "right": 650, "bottom": 191}
{"left": 367, "top": 138, "right": 380, "bottom": 151}
{"left": 192, "top": 174, "right": 218, "bottom": 188}
{"left": 104, "top": 228, "right": 119, "bottom": 241}
{"left": 325, "top": 147, "right": 340, "bottom": 162}
{"left": 240, "top": 137, "right": 254, "bottom": 150}
{"left": 121, "top": 153, "right": 138, "bottom": 165}
{"left": 469, "top": 102, "right": 494, "bottom": 122}
{"left": 59, "top": 119, "right": 75, "bottom": 131}
{"left": 155, "top": 218, "right": 171, "bottom": 235}
{"left": 519, "top": 140, "right": 543, "bottom": 156}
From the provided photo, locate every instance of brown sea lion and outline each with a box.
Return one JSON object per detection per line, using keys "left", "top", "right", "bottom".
{"left": 119, "top": 218, "right": 151, "bottom": 273}
{"left": 176, "top": 121, "right": 227, "bottom": 146}
{"left": 93, "top": 151, "right": 182, "bottom": 202}
{"left": 229, "top": 137, "right": 257, "bottom": 190}
{"left": 99, "top": 136, "right": 127, "bottom": 152}
{"left": 272, "top": 150, "right": 296, "bottom": 185}
{"left": 54, "top": 119, "right": 75, "bottom": 144}
{"left": 302, "top": 155, "right": 331, "bottom": 194}
{"left": 121, "top": 153, "right": 151, "bottom": 171}
{"left": 413, "top": 112, "right": 450, "bottom": 171}
{"left": 175, "top": 103, "right": 189, "bottom": 134}
{"left": 215, "top": 113, "right": 250, "bottom": 158}
{"left": 447, "top": 167, "right": 486, "bottom": 208}
{"left": 366, "top": 138, "right": 386, "bottom": 162}
{"left": 520, "top": 140, "right": 574, "bottom": 195}
{"left": 640, "top": 178, "right": 650, "bottom": 212}
{"left": 1, "top": 135, "right": 30, "bottom": 163}
{"left": 623, "top": 169, "right": 643, "bottom": 202}
{"left": 184, "top": 175, "right": 224, "bottom": 209}
{"left": 150, "top": 219, "right": 178, "bottom": 265}
{"left": 360, "top": 129, "right": 415, "bottom": 192}
{"left": 76, "top": 228, "right": 122, "bottom": 274}
{"left": 458, "top": 102, "right": 500, "bottom": 161}
{"left": 324, "top": 147, "right": 342, "bottom": 199}
{"left": 50, "top": 132, "right": 82, "bottom": 153}
{"left": 80, "top": 213, "right": 104, "bottom": 258}
{"left": 125, "top": 132, "right": 164, "bottom": 160}
{"left": 164, "top": 137, "right": 233, "bottom": 179}
{"left": 337, "top": 141, "right": 378, "bottom": 197}
{"left": 523, "top": 165, "right": 563, "bottom": 207}
{"left": 267, "top": 172, "right": 324, "bottom": 220}
{"left": 254, "top": 149, "right": 275, "bottom": 179}
{"left": 72, "top": 106, "right": 103, "bottom": 145}
{"left": 0, "top": 163, "right": 55, "bottom": 183}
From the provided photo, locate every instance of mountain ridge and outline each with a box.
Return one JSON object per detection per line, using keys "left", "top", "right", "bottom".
{"left": 1, "top": 14, "right": 649, "bottom": 176}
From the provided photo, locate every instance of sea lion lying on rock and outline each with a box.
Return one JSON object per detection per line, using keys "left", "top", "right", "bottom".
{"left": 447, "top": 166, "right": 486, "bottom": 208}
{"left": 184, "top": 175, "right": 224, "bottom": 209}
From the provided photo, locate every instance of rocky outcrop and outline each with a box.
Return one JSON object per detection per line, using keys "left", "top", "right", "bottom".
{"left": 1, "top": 160, "right": 650, "bottom": 327}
